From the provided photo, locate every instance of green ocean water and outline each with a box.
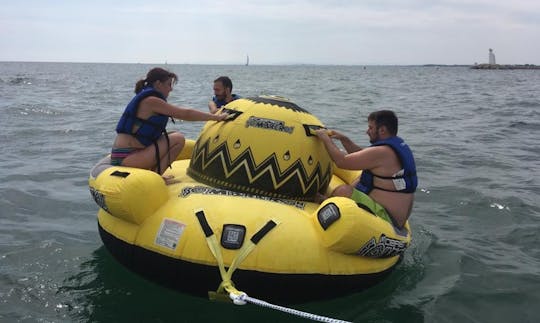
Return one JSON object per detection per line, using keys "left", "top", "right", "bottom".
{"left": 1, "top": 62, "right": 539, "bottom": 322}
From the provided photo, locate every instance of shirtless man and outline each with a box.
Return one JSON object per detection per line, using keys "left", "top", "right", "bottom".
{"left": 316, "top": 110, "right": 417, "bottom": 228}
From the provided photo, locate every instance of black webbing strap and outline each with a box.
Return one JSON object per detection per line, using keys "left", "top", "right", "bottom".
{"left": 195, "top": 210, "right": 214, "bottom": 238}
{"left": 250, "top": 220, "right": 277, "bottom": 244}
{"left": 153, "top": 141, "right": 161, "bottom": 175}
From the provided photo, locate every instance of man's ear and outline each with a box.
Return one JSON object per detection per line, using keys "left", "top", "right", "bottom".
{"left": 378, "top": 125, "right": 387, "bottom": 136}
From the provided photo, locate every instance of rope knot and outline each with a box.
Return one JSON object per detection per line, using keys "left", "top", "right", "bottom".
{"left": 229, "top": 291, "right": 247, "bottom": 305}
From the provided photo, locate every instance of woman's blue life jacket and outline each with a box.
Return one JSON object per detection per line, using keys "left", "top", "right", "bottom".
{"left": 115, "top": 87, "right": 171, "bottom": 146}
{"left": 355, "top": 136, "right": 417, "bottom": 194}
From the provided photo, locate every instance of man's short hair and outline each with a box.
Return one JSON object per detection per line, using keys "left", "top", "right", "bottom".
{"left": 368, "top": 110, "right": 398, "bottom": 135}
{"left": 214, "top": 76, "right": 233, "bottom": 91}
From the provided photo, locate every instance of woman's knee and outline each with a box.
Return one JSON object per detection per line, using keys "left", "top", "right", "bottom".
{"left": 158, "top": 132, "right": 184, "bottom": 151}
{"left": 164, "top": 133, "right": 185, "bottom": 158}
{"left": 169, "top": 132, "right": 185, "bottom": 146}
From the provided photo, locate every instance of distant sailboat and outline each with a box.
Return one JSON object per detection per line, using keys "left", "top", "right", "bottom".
{"left": 245, "top": 54, "right": 249, "bottom": 66}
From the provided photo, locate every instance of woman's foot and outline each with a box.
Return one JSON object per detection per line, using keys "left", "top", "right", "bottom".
{"left": 162, "top": 175, "right": 181, "bottom": 185}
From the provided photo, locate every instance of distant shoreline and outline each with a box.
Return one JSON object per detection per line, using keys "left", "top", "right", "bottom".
{"left": 470, "top": 63, "right": 540, "bottom": 70}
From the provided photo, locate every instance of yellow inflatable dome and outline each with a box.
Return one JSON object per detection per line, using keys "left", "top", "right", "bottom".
{"left": 188, "top": 96, "right": 332, "bottom": 201}
{"left": 88, "top": 96, "right": 411, "bottom": 304}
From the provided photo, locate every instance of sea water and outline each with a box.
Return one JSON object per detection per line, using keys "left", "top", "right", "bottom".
{"left": 1, "top": 62, "right": 539, "bottom": 322}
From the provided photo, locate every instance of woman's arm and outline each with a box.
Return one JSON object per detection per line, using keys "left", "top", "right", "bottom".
{"left": 144, "top": 96, "right": 227, "bottom": 121}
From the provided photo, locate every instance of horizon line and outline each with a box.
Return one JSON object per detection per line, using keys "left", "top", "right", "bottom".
{"left": 0, "top": 60, "right": 483, "bottom": 67}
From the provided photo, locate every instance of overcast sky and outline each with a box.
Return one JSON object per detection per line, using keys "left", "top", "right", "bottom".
{"left": 1, "top": 0, "right": 539, "bottom": 65}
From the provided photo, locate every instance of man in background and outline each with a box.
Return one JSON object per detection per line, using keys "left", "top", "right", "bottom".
{"left": 208, "top": 76, "right": 240, "bottom": 113}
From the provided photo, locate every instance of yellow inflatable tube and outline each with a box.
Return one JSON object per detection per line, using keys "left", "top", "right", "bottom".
{"left": 89, "top": 142, "right": 410, "bottom": 303}
{"left": 89, "top": 96, "right": 411, "bottom": 303}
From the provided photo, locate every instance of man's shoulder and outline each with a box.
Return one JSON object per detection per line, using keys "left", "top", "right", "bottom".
{"left": 367, "top": 144, "right": 394, "bottom": 153}
{"left": 358, "top": 145, "right": 392, "bottom": 159}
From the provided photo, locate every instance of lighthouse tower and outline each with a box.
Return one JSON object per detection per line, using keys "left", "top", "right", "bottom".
{"left": 489, "top": 48, "right": 496, "bottom": 65}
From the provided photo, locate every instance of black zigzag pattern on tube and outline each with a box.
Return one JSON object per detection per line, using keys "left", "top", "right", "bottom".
{"left": 187, "top": 138, "right": 331, "bottom": 200}
{"left": 244, "top": 97, "right": 309, "bottom": 113}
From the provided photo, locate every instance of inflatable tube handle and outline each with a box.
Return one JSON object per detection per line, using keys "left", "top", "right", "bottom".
{"left": 195, "top": 209, "right": 214, "bottom": 237}
{"left": 303, "top": 124, "right": 335, "bottom": 137}
{"left": 303, "top": 124, "right": 324, "bottom": 137}
{"left": 251, "top": 220, "right": 277, "bottom": 244}
{"left": 221, "top": 108, "right": 243, "bottom": 121}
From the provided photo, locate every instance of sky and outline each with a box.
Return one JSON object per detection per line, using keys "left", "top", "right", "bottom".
{"left": 1, "top": 0, "right": 539, "bottom": 65}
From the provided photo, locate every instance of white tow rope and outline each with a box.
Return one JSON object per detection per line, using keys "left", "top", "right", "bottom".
{"left": 229, "top": 292, "right": 352, "bottom": 323}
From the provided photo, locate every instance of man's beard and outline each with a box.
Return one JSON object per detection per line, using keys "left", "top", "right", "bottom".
{"left": 369, "top": 134, "right": 379, "bottom": 144}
